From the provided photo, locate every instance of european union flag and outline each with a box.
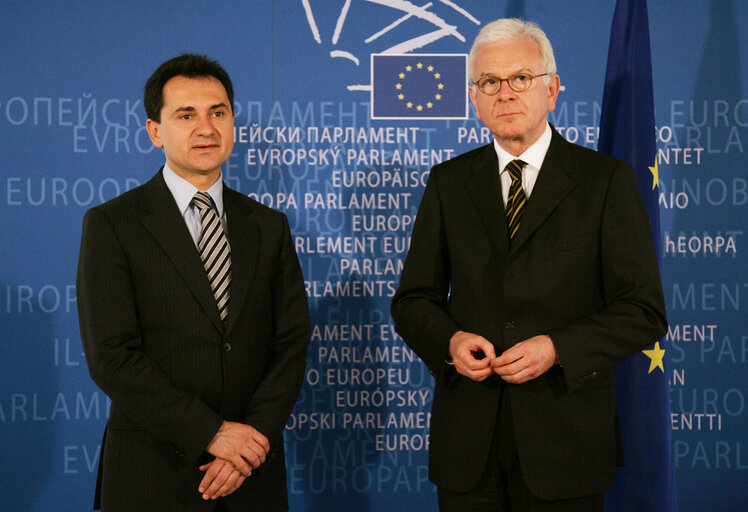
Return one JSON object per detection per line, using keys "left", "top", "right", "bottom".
{"left": 598, "top": 1, "right": 678, "bottom": 511}
{"left": 371, "top": 54, "right": 468, "bottom": 119}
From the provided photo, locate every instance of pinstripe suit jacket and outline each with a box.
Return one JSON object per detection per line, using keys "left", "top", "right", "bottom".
{"left": 77, "top": 169, "right": 309, "bottom": 511}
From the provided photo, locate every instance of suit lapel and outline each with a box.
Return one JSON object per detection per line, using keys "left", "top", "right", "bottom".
{"left": 510, "top": 130, "right": 576, "bottom": 254}
{"left": 137, "top": 170, "right": 225, "bottom": 333}
{"left": 463, "top": 145, "right": 510, "bottom": 257}
{"left": 222, "top": 187, "right": 260, "bottom": 335}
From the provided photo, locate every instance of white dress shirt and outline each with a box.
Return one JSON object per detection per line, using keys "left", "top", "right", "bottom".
{"left": 493, "top": 122, "right": 553, "bottom": 207}
{"left": 161, "top": 163, "right": 228, "bottom": 247}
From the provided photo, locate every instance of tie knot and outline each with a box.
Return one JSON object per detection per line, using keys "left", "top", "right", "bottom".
{"left": 506, "top": 159, "right": 525, "bottom": 182}
{"left": 192, "top": 191, "right": 213, "bottom": 212}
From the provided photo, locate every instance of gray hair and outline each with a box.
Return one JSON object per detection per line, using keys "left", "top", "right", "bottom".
{"left": 469, "top": 18, "right": 557, "bottom": 82}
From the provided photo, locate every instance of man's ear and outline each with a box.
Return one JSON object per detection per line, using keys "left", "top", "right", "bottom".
{"left": 546, "top": 74, "right": 561, "bottom": 113}
{"left": 146, "top": 118, "right": 163, "bottom": 148}
{"left": 469, "top": 84, "right": 482, "bottom": 122}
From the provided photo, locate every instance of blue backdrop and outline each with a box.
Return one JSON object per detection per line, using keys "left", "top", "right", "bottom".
{"left": 1, "top": 1, "right": 745, "bottom": 511}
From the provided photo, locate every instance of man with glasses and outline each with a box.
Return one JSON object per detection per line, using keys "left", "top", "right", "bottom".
{"left": 392, "top": 18, "right": 666, "bottom": 512}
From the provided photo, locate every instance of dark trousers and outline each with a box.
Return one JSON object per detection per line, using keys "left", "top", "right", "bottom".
{"left": 437, "top": 390, "right": 605, "bottom": 512}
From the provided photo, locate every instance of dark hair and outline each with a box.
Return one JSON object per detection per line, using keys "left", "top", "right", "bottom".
{"left": 144, "top": 53, "right": 234, "bottom": 122}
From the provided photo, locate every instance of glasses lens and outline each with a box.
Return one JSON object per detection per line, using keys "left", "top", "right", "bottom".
{"left": 478, "top": 77, "right": 499, "bottom": 95}
{"left": 509, "top": 74, "right": 532, "bottom": 92}
{"left": 477, "top": 74, "right": 536, "bottom": 94}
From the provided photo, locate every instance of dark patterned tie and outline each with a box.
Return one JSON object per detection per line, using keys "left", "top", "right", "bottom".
{"left": 192, "top": 191, "right": 231, "bottom": 322}
{"left": 505, "top": 159, "right": 527, "bottom": 240}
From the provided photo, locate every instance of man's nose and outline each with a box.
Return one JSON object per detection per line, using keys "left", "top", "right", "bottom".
{"left": 496, "top": 80, "right": 517, "bottom": 99}
{"left": 194, "top": 114, "right": 215, "bottom": 134}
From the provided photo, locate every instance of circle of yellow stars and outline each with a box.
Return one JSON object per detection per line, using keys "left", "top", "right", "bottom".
{"left": 395, "top": 62, "right": 444, "bottom": 111}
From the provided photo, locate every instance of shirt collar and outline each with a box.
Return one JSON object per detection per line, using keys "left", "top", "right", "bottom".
{"left": 162, "top": 163, "right": 225, "bottom": 216}
{"left": 493, "top": 122, "right": 552, "bottom": 174}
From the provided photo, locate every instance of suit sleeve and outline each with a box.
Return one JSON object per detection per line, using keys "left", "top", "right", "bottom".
{"left": 77, "top": 207, "right": 223, "bottom": 465}
{"left": 243, "top": 213, "right": 310, "bottom": 448}
{"left": 548, "top": 162, "right": 668, "bottom": 392}
{"left": 391, "top": 169, "right": 462, "bottom": 377}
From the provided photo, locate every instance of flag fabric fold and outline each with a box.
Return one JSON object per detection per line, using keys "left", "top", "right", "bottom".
{"left": 598, "top": 1, "right": 678, "bottom": 511}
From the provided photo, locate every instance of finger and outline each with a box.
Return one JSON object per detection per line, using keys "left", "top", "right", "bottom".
{"left": 198, "top": 460, "right": 223, "bottom": 494}
{"left": 463, "top": 356, "right": 491, "bottom": 371}
{"left": 252, "top": 440, "right": 268, "bottom": 463}
{"left": 224, "top": 475, "right": 247, "bottom": 497}
{"left": 216, "top": 469, "right": 240, "bottom": 497}
{"left": 472, "top": 367, "right": 495, "bottom": 382}
{"left": 493, "top": 358, "right": 525, "bottom": 377}
{"left": 457, "top": 364, "right": 493, "bottom": 382}
{"left": 224, "top": 452, "right": 250, "bottom": 477}
{"left": 203, "top": 463, "right": 233, "bottom": 500}
{"left": 499, "top": 368, "right": 531, "bottom": 384}
{"left": 252, "top": 431, "right": 270, "bottom": 454}
{"left": 456, "top": 340, "right": 491, "bottom": 358}
{"left": 243, "top": 442, "right": 267, "bottom": 468}
{"left": 492, "top": 347, "right": 524, "bottom": 368}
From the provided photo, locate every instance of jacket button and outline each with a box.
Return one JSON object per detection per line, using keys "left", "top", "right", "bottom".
{"left": 504, "top": 321, "right": 515, "bottom": 329}
{"left": 223, "top": 342, "right": 232, "bottom": 352}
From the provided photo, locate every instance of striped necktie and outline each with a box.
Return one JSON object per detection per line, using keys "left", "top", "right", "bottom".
{"left": 505, "top": 159, "right": 527, "bottom": 240}
{"left": 192, "top": 191, "right": 231, "bottom": 323}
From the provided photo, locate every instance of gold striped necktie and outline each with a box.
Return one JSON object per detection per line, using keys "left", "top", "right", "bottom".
{"left": 505, "top": 159, "right": 527, "bottom": 240}
{"left": 192, "top": 191, "right": 231, "bottom": 323}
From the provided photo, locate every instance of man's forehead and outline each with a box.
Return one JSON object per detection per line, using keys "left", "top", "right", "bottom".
{"left": 474, "top": 40, "right": 543, "bottom": 73}
{"left": 163, "top": 76, "right": 228, "bottom": 98}
{"left": 161, "top": 76, "right": 230, "bottom": 111}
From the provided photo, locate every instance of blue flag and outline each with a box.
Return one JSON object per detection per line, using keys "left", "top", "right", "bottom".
{"left": 371, "top": 54, "right": 468, "bottom": 119}
{"left": 598, "top": 1, "right": 678, "bottom": 511}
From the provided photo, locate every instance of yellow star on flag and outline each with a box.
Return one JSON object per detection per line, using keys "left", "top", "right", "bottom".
{"left": 399, "top": 73, "right": 405, "bottom": 79}
{"left": 434, "top": 73, "right": 441, "bottom": 79}
{"left": 417, "top": 62, "right": 423, "bottom": 68}
{"left": 426, "top": 102, "right": 433, "bottom": 108}
{"left": 397, "top": 94, "right": 404, "bottom": 100}
{"left": 435, "top": 94, "right": 442, "bottom": 100}
{"left": 642, "top": 342, "right": 665, "bottom": 373}
{"left": 405, "top": 65, "right": 412, "bottom": 72}
{"left": 649, "top": 157, "right": 660, "bottom": 190}
{"left": 406, "top": 102, "right": 413, "bottom": 108}
{"left": 416, "top": 105, "right": 423, "bottom": 111}
{"left": 395, "top": 83, "right": 402, "bottom": 89}
{"left": 437, "top": 83, "right": 444, "bottom": 89}
{"left": 427, "top": 65, "right": 433, "bottom": 71}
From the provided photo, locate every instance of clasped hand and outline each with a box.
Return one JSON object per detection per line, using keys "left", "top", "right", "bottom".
{"left": 199, "top": 421, "right": 270, "bottom": 500}
{"left": 448, "top": 331, "right": 558, "bottom": 384}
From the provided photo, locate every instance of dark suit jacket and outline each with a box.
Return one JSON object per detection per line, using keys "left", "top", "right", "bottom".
{"left": 77, "top": 170, "right": 310, "bottom": 512}
{"left": 391, "top": 129, "right": 667, "bottom": 501}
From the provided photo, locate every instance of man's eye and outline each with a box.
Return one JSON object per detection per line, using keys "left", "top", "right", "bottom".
{"left": 180, "top": 114, "right": 192, "bottom": 120}
{"left": 213, "top": 111, "right": 224, "bottom": 117}
{"left": 513, "top": 74, "right": 530, "bottom": 82}
{"left": 483, "top": 78, "right": 497, "bottom": 86}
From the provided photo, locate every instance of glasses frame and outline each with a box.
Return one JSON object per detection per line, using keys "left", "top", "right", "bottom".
{"left": 472, "top": 72, "right": 550, "bottom": 95}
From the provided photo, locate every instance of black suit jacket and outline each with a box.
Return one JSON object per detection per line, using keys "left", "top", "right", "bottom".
{"left": 391, "top": 129, "right": 667, "bottom": 500}
{"left": 77, "top": 170, "right": 310, "bottom": 511}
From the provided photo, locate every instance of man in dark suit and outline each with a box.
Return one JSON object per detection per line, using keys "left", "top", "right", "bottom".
{"left": 391, "top": 19, "right": 667, "bottom": 512}
{"left": 77, "top": 54, "right": 310, "bottom": 511}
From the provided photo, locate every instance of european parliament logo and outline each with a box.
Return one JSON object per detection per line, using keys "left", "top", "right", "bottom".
{"left": 371, "top": 54, "right": 468, "bottom": 120}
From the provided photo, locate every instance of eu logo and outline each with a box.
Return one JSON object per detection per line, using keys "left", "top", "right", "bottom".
{"left": 371, "top": 54, "right": 468, "bottom": 120}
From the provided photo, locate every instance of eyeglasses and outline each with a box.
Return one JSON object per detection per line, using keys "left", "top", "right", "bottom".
{"left": 472, "top": 72, "right": 549, "bottom": 95}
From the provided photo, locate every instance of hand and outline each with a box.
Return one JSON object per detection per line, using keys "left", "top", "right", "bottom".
{"left": 491, "top": 335, "right": 558, "bottom": 384}
{"left": 198, "top": 457, "right": 247, "bottom": 500}
{"left": 206, "top": 421, "right": 270, "bottom": 476}
{"left": 448, "top": 331, "right": 497, "bottom": 382}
